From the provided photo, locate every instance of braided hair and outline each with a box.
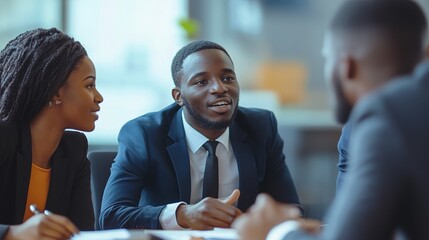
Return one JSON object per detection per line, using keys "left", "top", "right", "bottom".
{"left": 0, "top": 28, "right": 87, "bottom": 122}
{"left": 171, "top": 40, "right": 233, "bottom": 87}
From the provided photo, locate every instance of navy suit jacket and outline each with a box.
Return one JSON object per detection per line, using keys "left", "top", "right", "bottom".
{"left": 100, "top": 103, "right": 300, "bottom": 229}
{"left": 0, "top": 122, "right": 94, "bottom": 239}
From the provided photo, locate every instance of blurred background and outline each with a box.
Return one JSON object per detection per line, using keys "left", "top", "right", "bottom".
{"left": 1, "top": 0, "right": 428, "bottom": 220}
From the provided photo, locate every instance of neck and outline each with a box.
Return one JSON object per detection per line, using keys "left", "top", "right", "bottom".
{"left": 354, "top": 66, "right": 404, "bottom": 103}
{"left": 30, "top": 108, "right": 65, "bottom": 168}
{"left": 200, "top": 128, "right": 226, "bottom": 141}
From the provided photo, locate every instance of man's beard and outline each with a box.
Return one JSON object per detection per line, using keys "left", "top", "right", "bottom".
{"left": 182, "top": 98, "right": 238, "bottom": 130}
{"left": 333, "top": 75, "right": 353, "bottom": 124}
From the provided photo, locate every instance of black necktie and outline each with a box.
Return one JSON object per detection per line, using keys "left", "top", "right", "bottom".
{"left": 202, "top": 141, "right": 219, "bottom": 198}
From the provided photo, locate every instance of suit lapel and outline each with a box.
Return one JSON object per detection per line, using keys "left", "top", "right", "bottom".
{"left": 230, "top": 121, "right": 258, "bottom": 210}
{"left": 166, "top": 108, "right": 192, "bottom": 203}
{"left": 14, "top": 125, "right": 32, "bottom": 223}
{"left": 46, "top": 144, "right": 67, "bottom": 214}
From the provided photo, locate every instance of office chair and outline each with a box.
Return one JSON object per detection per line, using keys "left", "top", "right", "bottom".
{"left": 87, "top": 150, "right": 117, "bottom": 230}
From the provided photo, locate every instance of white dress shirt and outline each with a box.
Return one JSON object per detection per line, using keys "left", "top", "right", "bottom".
{"left": 159, "top": 111, "right": 239, "bottom": 229}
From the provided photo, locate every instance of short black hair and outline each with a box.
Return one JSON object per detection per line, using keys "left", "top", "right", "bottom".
{"left": 0, "top": 28, "right": 87, "bottom": 122}
{"left": 330, "top": 0, "right": 427, "bottom": 71}
{"left": 171, "top": 40, "right": 233, "bottom": 87}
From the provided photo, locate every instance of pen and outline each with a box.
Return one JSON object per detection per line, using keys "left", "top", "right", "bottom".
{"left": 29, "top": 204, "right": 42, "bottom": 215}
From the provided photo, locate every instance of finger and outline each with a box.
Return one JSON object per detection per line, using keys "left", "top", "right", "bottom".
{"left": 52, "top": 214, "right": 79, "bottom": 234}
{"left": 235, "top": 208, "right": 243, "bottom": 217}
{"left": 215, "top": 202, "right": 242, "bottom": 218}
{"left": 211, "top": 208, "right": 236, "bottom": 225}
{"left": 39, "top": 225, "right": 72, "bottom": 240}
{"left": 299, "top": 219, "right": 322, "bottom": 234}
{"left": 220, "top": 189, "right": 240, "bottom": 205}
{"left": 200, "top": 200, "right": 240, "bottom": 226}
{"left": 199, "top": 214, "right": 233, "bottom": 229}
{"left": 44, "top": 214, "right": 79, "bottom": 236}
{"left": 38, "top": 216, "right": 74, "bottom": 240}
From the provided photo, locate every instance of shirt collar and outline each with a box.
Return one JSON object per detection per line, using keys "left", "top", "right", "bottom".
{"left": 182, "top": 110, "right": 230, "bottom": 153}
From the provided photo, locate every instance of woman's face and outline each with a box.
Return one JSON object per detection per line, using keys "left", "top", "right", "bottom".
{"left": 57, "top": 56, "right": 103, "bottom": 132}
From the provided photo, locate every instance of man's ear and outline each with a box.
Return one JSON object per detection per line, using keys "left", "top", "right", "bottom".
{"left": 339, "top": 56, "right": 360, "bottom": 104}
{"left": 172, "top": 87, "right": 183, "bottom": 106}
{"left": 339, "top": 56, "right": 358, "bottom": 83}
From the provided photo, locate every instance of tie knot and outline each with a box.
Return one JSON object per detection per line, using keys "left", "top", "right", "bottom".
{"left": 203, "top": 141, "right": 219, "bottom": 155}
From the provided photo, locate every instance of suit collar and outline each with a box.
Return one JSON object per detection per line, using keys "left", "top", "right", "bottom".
{"left": 46, "top": 143, "right": 68, "bottom": 214}
{"left": 167, "top": 108, "right": 192, "bottom": 202}
{"left": 181, "top": 111, "right": 231, "bottom": 153}
{"left": 230, "top": 119, "right": 258, "bottom": 210}
{"left": 14, "top": 124, "right": 32, "bottom": 223}
{"left": 14, "top": 124, "right": 68, "bottom": 221}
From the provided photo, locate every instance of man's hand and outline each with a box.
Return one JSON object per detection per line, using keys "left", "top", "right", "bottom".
{"left": 232, "top": 194, "right": 301, "bottom": 240}
{"left": 177, "top": 189, "right": 242, "bottom": 230}
{"left": 5, "top": 212, "right": 79, "bottom": 240}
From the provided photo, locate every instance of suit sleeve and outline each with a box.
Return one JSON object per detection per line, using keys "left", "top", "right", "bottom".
{"left": 261, "top": 112, "right": 300, "bottom": 207}
{"left": 335, "top": 122, "right": 352, "bottom": 194}
{"left": 321, "top": 107, "right": 407, "bottom": 240}
{"left": 0, "top": 122, "right": 18, "bottom": 240}
{"left": 99, "top": 121, "right": 165, "bottom": 230}
{"left": 66, "top": 133, "right": 95, "bottom": 230}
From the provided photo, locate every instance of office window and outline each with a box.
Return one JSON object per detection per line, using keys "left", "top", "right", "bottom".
{"left": 68, "top": 0, "right": 187, "bottom": 145}
{"left": 0, "top": 0, "right": 61, "bottom": 48}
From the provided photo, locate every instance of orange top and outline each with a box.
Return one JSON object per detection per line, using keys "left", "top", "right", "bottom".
{"left": 23, "top": 163, "right": 51, "bottom": 221}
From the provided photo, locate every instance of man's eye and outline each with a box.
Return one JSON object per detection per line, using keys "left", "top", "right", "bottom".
{"left": 223, "top": 76, "right": 235, "bottom": 82}
{"left": 195, "top": 79, "right": 207, "bottom": 85}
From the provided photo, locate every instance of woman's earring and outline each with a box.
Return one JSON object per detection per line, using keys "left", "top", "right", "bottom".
{"left": 48, "top": 101, "right": 52, "bottom": 108}
{"left": 55, "top": 100, "right": 62, "bottom": 105}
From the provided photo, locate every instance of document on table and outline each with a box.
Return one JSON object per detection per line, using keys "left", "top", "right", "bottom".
{"left": 145, "top": 228, "right": 239, "bottom": 240}
{"left": 71, "top": 229, "right": 130, "bottom": 240}
{"left": 71, "top": 228, "right": 239, "bottom": 240}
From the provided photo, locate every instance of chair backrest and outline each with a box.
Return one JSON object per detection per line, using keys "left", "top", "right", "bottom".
{"left": 87, "top": 150, "right": 116, "bottom": 230}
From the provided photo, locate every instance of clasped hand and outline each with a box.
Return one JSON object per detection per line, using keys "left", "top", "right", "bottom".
{"left": 177, "top": 189, "right": 242, "bottom": 230}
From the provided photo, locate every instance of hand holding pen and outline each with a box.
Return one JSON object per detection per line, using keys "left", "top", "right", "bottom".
{"left": 4, "top": 204, "right": 79, "bottom": 240}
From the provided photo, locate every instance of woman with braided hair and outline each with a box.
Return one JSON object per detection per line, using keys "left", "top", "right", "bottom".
{"left": 0, "top": 28, "right": 103, "bottom": 240}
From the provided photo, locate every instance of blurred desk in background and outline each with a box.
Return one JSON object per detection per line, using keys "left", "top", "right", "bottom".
{"left": 277, "top": 107, "right": 341, "bottom": 220}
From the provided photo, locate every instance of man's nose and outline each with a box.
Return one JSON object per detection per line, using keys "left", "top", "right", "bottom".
{"left": 210, "top": 78, "right": 228, "bottom": 93}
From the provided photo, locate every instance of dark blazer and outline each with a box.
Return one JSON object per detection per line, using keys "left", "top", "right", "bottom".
{"left": 100, "top": 104, "right": 300, "bottom": 229}
{"left": 0, "top": 122, "right": 94, "bottom": 239}
{"left": 283, "top": 62, "right": 429, "bottom": 240}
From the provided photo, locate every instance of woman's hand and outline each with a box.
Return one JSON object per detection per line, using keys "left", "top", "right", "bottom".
{"left": 5, "top": 212, "right": 79, "bottom": 240}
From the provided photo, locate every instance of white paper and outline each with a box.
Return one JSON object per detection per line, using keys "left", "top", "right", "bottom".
{"left": 71, "top": 229, "right": 130, "bottom": 240}
{"left": 145, "top": 228, "right": 239, "bottom": 240}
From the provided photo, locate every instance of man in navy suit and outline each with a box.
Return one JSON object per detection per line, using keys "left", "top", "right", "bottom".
{"left": 99, "top": 40, "right": 300, "bottom": 230}
{"left": 233, "top": 0, "right": 429, "bottom": 239}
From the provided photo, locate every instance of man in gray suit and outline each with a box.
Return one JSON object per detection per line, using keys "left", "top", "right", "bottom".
{"left": 233, "top": 0, "right": 429, "bottom": 239}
